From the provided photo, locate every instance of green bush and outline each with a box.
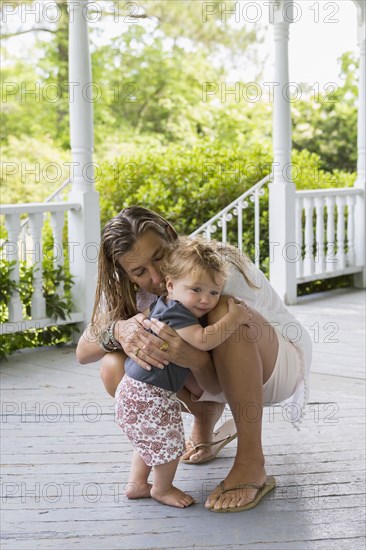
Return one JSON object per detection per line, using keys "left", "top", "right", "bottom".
{"left": 0, "top": 235, "right": 76, "bottom": 359}
{"left": 97, "top": 139, "right": 272, "bottom": 263}
{"left": 97, "top": 139, "right": 356, "bottom": 279}
{"left": 1, "top": 135, "right": 70, "bottom": 204}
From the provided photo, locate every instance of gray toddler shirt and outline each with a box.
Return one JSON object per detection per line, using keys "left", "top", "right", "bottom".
{"left": 125, "top": 297, "right": 202, "bottom": 392}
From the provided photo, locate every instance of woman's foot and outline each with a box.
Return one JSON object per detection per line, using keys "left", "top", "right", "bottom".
{"left": 205, "top": 459, "right": 267, "bottom": 511}
{"left": 150, "top": 485, "right": 195, "bottom": 508}
{"left": 125, "top": 481, "right": 152, "bottom": 499}
{"left": 181, "top": 424, "right": 215, "bottom": 463}
{"left": 181, "top": 418, "right": 237, "bottom": 464}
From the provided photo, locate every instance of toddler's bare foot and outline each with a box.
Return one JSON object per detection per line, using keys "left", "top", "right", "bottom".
{"left": 125, "top": 481, "right": 152, "bottom": 499}
{"left": 150, "top": 485, "right": 195, "bottom": 508}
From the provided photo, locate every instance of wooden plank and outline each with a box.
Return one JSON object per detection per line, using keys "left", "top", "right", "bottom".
{"left": 0, "top": 288, "right": 365, "bottom": 550}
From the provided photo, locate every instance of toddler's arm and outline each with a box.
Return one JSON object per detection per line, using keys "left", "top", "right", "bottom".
{"left": 176, "top": 298, "right": 251, "bottom": 351}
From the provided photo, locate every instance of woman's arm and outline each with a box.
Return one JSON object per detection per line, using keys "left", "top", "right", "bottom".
{"left": 76, "top": 313, "right": 168, "bottom": 370}
{"left": 76, "top": 323, "right": 105, "bottom": 364}
{"left": 143, "top": 317, "right": 222, "bottom": 395}
{"left": 76, "top": 312, "right": 221, "bottom": 393}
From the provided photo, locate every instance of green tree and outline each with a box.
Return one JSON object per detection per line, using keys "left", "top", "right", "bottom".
{"left": 292, "top": 52, "right": 358, "bottom": 173}
{"left": 91, "top": 25, "right": 225, "bottom": 143}
{"left": 1, "top": 0, "right": 260, "bottom": 148}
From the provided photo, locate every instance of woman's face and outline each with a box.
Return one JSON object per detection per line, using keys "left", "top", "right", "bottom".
{"left": 118, "top": 230, "right": 168, "bottom": 295}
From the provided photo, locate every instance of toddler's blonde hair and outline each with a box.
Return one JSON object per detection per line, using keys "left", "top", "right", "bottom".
{"left": 161, "top": 236, "right": 228, "bottom": 286}
{"left": 161, "top": 236, "right": 257, "bottom": 290}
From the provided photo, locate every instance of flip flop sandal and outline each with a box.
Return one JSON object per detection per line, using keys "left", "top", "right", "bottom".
{"left": 181, "top": 419, "right": 237, "bottom": 465}
{"left": 208, "top": 476, "right": 276, "bottom": 513}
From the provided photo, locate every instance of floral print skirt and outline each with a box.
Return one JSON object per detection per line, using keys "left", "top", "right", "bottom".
{"left": 115, "top": 375, "right": 185, "bottom": 466}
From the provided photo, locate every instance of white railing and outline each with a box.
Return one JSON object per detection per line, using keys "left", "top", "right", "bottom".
{"left": 295, "top": 188, "right": 364, "bottom": 283}
{"left": 19, "top": 179, "right": 72, "bottom": 262}
{"left": 190, "top": 173, "right": 271, "bottom": 267}
{"left": 1, "top": 202, "right": 84, "bottom": 334}
{"left": 190, "top": 178, "right": 364, "bottom": 293}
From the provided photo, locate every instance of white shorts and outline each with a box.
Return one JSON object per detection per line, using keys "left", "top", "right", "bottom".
{"left": 192, "top": 328, "right": 304, "bottom": 406}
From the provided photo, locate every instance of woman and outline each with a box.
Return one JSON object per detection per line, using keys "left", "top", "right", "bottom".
{"left": 76, "top": 206, "right": 312, "bottom": 512}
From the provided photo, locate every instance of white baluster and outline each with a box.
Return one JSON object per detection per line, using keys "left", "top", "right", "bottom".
{"left": 325, "top": 196, "right": 336, "bottom": 273}
{"left": 4, "top": 214, "right": 23, "bottom": 322}
{"left": 346, "top": 195, "right": 356, "bottom": 266}
{"left": 28, "top": 213, "right": 46, "bottom": 319}
{"left": 253, "top": 190, "right": 260, "bottom": 267}
{"left": 237, "top": 203, "right": 243, "bottom": 251}
{"left": 295, "top": 197, "right": 303, "bottom": 278}
{"left": 221, "top": 215, "right": 227, "bottom": 244}
{"left": 19, "top": 223, "right": 27, "bottom": 262}
{"left": 205, "top": 226, "right": 212, "bottom": 241}
{"left": 303, "top": 197, "right": 314, "bottom": 276}
{"left": 314, "top": 196, "right": 325, "bottom": 274}
{"left": 50, "top": 211, "right": 65, "bottom": 297}
{"left": 336, "top": 196, "right": 346, "bottom": 270}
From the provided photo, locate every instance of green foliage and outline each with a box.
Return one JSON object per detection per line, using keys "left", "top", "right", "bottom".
{"left": 1, "top": 0, "right": 260, "bottom": 150}
{"left": 90, "top": 23, "right": 234, "bottom": 146}
{"left": 0, "top": 257, "right": 17, "bottom": 321}
{"left": 297, "top": 275, "right": 353, "bottom": 297}
{"left": 18, "top": 262, "right": 35, "bottom": 318}
{"left": 0, "top": 241, "right": 76, "bottom": 359}
{"left": 96, "top": 140, "right": 355, "bottom": 279}
{"left": 137, "top": 0, "right": 260, "bottom": 62}
{"left": 292, "top": 53, "right": 358, "bottom": 173}
{"left": 97, "top": 138, "right": 272, "bottom": 231}
{"left": 1, "top": 135, "right": 70, "bottom": 204}
{"left": 0, "top": 59, "right": 53, "bottom": 144}
{"left": 290, "top": 149, "right": 355, "bottom": 190}
{"left": 36, "top": 1, "right": 70, "bottom": 148}
{"left": 0, "top": 6, "right": 360, "bottom": 357}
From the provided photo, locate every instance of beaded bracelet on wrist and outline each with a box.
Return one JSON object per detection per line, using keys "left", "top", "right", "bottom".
{"left": 99, "top": 320, "right": 123, "bottom": 353}
{"left": 108, "top": 320, "right": 123, "bottom": 349}
{"left": 100, "top": 341, "right": 117, "bottom": 353}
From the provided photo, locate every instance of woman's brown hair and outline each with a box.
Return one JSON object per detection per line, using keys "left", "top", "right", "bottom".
{"left": 92, "top": 206, "right": 178, "bottom": 327}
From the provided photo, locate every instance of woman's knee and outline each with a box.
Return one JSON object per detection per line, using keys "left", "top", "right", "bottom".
{"left": 100, "top": 352, "right": 125, "bottom": 397}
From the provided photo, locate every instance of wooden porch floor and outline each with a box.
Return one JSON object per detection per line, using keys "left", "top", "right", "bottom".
{"left": 1, "top": 289, "right": 365, "bottom": 549}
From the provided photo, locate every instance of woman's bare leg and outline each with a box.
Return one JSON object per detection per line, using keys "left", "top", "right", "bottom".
{"left": 205, "top": 304, "right": 278, "bottom": 510}
{"left": 184, "top": 372, "right": 204, "bottom": 399}
{"left": 177, "top": 388, "right": 226, "bottom": 462}
{"left": 125, "top": 450, "right": 152, "bottom": 499}
{"left": 100, "top": 351, "right": 125, "bottom": 397}
{"left": 151, "top": 458, "right": 195, "bottom": 508}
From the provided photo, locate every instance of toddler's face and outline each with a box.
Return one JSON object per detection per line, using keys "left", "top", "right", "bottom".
{"left": 166, "top": 270, "right": 225, "bottom": 318}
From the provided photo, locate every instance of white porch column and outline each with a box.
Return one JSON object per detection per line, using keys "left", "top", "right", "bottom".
{"left": 67, "top": 0, "right": 100, "bottom": 328}
{"left": 268, "top": 0, "right": 297, "bottom": 304}
{"left": 353, "top": 0, "right": 366, "bottom": 288}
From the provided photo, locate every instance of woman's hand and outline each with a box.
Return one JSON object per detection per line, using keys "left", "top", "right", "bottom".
{"left": 142, "top": 318, "right": 203, "bottom": 370}
{"left": 114, "top": 314, "right": 170, "bottom": 372}
{"left": 142, "top": 317, "right": 222, "bottom": 395}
